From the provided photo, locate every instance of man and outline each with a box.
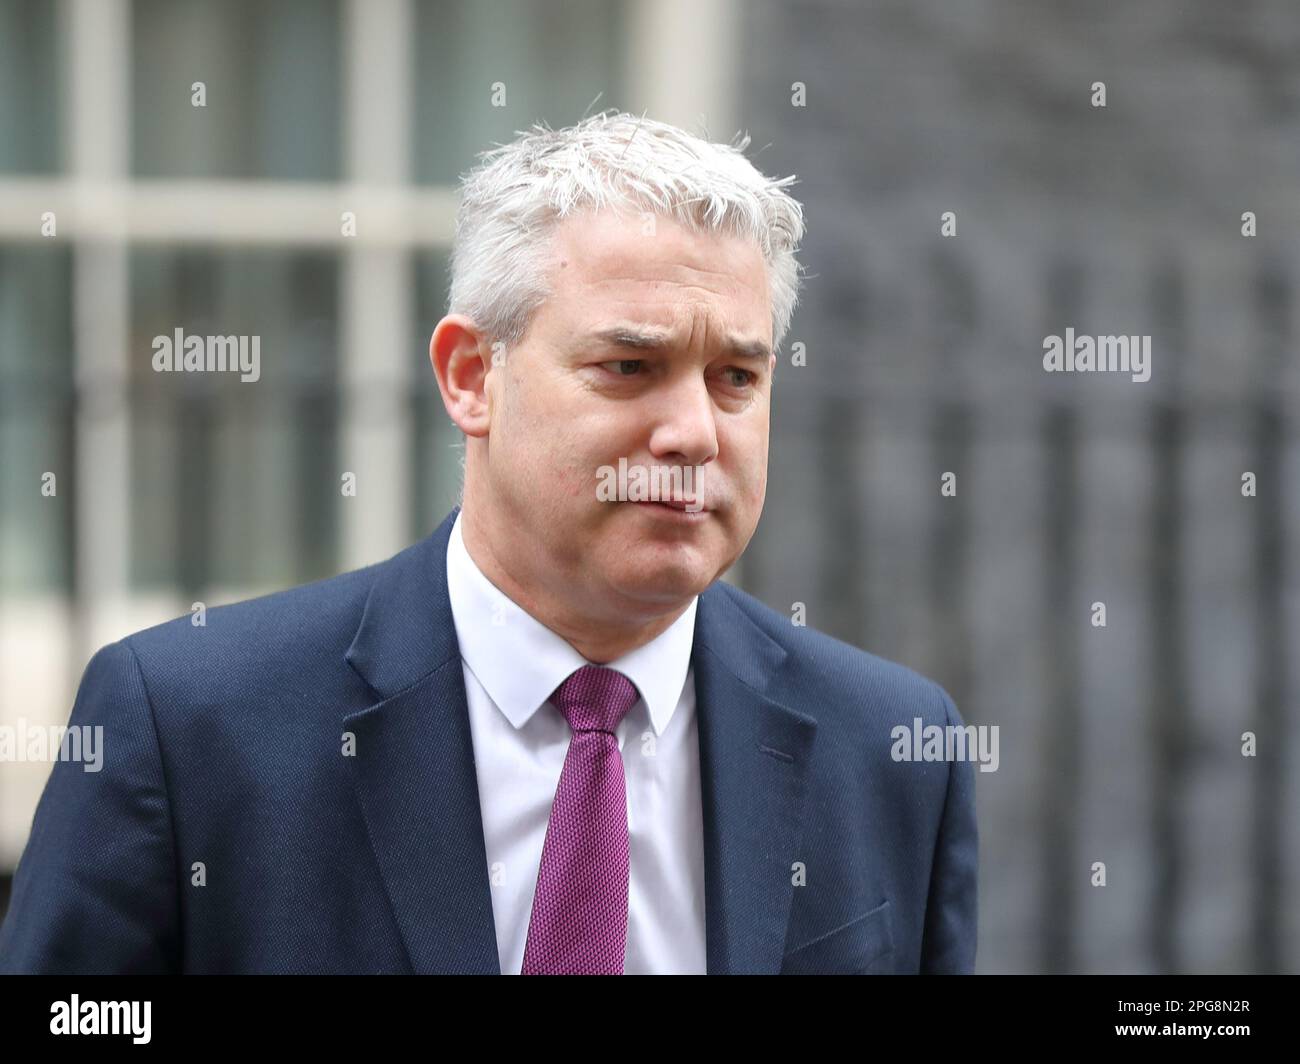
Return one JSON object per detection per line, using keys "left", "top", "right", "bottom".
{"left": 0, "top": 111, "right": 976, "bottom": 974}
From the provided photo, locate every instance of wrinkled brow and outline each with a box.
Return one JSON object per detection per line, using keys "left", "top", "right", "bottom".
{"left": 586, "top": 326, "right": 771, "bottom": 362}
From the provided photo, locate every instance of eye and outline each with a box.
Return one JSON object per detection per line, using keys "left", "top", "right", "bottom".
{"left": 599, "top": 359, "right": 644, "bottom": 376}
{"left": 723, "top": 367, "right": 758, "bottom": 388}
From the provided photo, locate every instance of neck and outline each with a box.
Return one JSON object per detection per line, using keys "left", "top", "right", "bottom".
{"left": 457, "top": 505, "right": 692, "bottom": 664}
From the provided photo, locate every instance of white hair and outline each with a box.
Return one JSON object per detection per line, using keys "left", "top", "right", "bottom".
{"left": 446, "top": 109, "right": 806, "bottom": 356}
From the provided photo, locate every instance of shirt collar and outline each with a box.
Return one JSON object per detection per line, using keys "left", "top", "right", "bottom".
{"left": 445, "top": 510, "right": 697, "bottom": 735}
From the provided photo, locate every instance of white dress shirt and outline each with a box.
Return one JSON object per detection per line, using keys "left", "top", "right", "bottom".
{"left": 445, "top": 511, "right": 708, "bottom": 974}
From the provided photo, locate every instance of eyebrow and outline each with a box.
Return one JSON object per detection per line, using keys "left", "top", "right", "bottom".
{"left": 586, "top": 326, "right": 772, "bottom": 363}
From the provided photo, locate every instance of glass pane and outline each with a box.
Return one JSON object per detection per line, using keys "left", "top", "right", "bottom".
{"left": 129, "top": 247, "right": 340, "bottom": 593}
{"left": 132, "top": 0, "right": 341, "bottom": 180}
{"left": 0, "top": 246, "right": 73, "bottom": 593}
{"left": 413, "top": 0, "right": 631, "bottom": 186}
{"left": 0, "top": 0, "right": 60, "bottom": 174}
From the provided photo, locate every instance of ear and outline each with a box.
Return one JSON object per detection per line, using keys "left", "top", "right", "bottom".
{"left": 430, "top": 314, "right": 493, "bottom": 438}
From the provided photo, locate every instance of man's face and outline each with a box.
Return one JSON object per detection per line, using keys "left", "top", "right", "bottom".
{"left": 468, "top": 207, "right": 775, "bottom": 624}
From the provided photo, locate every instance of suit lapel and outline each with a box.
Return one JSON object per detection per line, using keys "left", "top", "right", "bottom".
{"left": 340, "top": 506, "right": 818, "bottom": 975}
{"left": 693, "top": 585, "right": 819, "bottom": 974}
{"left": 342, "top": 507, "right": 501, "bottom": 974}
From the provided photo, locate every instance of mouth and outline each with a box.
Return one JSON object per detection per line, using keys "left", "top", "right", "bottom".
{"left": 631, "top": 499, "right": 711, "bottom": 520}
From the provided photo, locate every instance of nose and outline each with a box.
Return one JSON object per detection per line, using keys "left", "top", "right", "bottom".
{"left": 646, "top": 373, "right": 719, "bottom": 470}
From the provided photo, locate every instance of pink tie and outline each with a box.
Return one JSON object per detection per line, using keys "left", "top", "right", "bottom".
{"left": 521, "top": 665, "right": 640, "bottom": 975}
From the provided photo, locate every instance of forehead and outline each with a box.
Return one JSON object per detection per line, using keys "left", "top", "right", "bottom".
{"left": 543, "top": 207, "right": 772, "bottom": 336}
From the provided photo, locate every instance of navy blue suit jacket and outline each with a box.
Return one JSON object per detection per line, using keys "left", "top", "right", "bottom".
{"left": 0, "top": 506, "right": 977, "bottom": 973}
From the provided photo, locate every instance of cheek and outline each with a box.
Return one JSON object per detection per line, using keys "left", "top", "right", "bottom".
{"left": 552, "top": 463, "right": 589, "bottom": 501}
{"left": 539, "top": 428, "right": 609, "bottom": 503}
{"left": 729, "top": 423, "right": 769, "bottom": 481}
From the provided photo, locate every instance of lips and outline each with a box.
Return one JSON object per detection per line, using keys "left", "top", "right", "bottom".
{"left": 641, "top": 498, "right": 706, "bottom": 511}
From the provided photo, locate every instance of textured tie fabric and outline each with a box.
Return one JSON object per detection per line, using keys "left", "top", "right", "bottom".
{"left": 521, "top": 665, "right": 640, "bottom": 975}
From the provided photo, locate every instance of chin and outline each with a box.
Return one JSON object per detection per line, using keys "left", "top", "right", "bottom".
{"left": 610, "top": 564, "right": 710, "bottom": 604}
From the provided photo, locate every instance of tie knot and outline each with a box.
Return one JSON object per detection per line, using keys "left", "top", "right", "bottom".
{"left": 550, "top": 665, "right": 640, "bottom": 735}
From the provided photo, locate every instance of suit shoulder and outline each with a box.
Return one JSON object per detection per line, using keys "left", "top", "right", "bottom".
{"left": 712, "top": 579, "right": 962, "bottom": 726}
{"left": 116, "top": 555, "right": 386, "bottom": 679}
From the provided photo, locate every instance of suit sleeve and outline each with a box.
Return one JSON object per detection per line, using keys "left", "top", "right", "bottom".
{"left": 0, "top": 639, "right": 181, "bottom": 973}
{"left": 919, "top": 684, "right": 979, "bottom": 974}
